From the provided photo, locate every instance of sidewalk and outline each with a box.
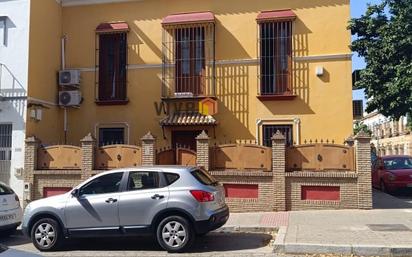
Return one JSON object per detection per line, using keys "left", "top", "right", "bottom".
{"left": 274, "top": 191, "right": 412, "bottom": 256}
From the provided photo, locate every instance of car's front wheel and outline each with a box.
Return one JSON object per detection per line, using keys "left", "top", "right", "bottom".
{"left": 380, "top": 180, "right": 391, "bottom": 194}
{"left": 31, "top": 218, "right": 62, "bottom": 251}
{"left": 156, "top": 215, "right": 195, "bottom": 253}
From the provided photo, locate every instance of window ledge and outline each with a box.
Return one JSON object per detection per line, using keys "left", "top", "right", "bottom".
{"left": 161, "top": 96, "right": 217, "bottom": 101}
{"left": 95, "top": 99, "right": 129, "bottom": 106}
{"left": 257, "top": 94, "right": 297, "bottom": 101}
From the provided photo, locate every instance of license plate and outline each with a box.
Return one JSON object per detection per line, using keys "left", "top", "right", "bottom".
{"left": 0, "top": 214, "right": 16, "bottom": 221}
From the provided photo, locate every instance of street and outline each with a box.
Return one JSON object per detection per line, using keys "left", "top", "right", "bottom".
{"left": 2, "top": 190, "right": 412, "bottom": 257}
{"left": 1, "top": 231, "right": 275, "bottom": 257}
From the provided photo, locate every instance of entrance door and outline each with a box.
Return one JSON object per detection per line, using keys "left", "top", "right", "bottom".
{"left": 0, "top": 124, "right": 12, "bottom": 184}
{"left": 172, "top": 130, "right": 201, "bottom": 151}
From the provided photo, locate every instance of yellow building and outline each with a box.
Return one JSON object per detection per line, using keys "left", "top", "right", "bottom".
{"left": 26, "top": 0, "right": 353, "bottom": 151}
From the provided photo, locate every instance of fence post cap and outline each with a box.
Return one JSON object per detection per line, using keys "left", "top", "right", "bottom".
{"left": 80, "top": 133, "right": 95, "bottom": 143}
{"left": 141, "top": 131, "right": 156, "bottom": 141}
{"left": 345, "top": 135, "right": 355, "bottom": 145}
{"left": 25, "top": 136, "right": 39, "bottom": 143}
{"left": 354, "top": 131, "right": 372, "bottom": 140}
{"left": 196, "top": 130, "right": 209, "bottom": 140}
{"left": 271, "top": 130, "right": 286, "bottom": 141}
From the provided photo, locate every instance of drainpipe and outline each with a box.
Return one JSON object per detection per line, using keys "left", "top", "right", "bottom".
{"left": 61, "top": 35, "right": 68, "bottom": 144}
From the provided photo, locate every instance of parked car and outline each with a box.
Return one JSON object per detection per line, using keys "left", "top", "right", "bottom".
{"left": 0, "top": 182, "right": 22, "bottom": 236}
{"left": 22, "top": 166, "right": 229, "bottom": 252}
{"left": 372, "top": 155, "right": 412, "bottom": 193}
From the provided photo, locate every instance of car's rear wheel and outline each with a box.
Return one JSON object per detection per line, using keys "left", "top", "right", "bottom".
{"left": 31, "top": 218, "right": 62, "bottom": 251}
{"left": 156, "top": 215, "right": 195, "bottom": 253}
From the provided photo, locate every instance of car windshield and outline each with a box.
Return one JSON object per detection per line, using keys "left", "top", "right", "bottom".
{"left": 384, "top": 157, "right": 412, "bottom": 170}
{"left": 0, "top": 183, "right": 13, "bottom": 195}
{"left": 191, "top": 169, "right": 218, "bottom": 186}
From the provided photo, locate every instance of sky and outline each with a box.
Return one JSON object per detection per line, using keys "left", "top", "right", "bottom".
{"left": 351, "top": 0, "right": 382, "bottom": 102}
{"left": 351, "top": 0, "right": 382, "bottom": 71}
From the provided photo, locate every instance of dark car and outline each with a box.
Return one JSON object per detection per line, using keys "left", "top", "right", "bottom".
{"left": 372, "top": 155, "right": 412, "bottom": 193}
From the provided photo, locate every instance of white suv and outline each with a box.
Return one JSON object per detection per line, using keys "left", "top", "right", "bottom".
{"left": 0, "top": 182, "right": 22, "bottom": 236}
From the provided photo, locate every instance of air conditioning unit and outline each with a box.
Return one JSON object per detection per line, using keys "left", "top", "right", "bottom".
{"left": 59, "top": 90, "right": 82, "bottom": 107}
{"left": 59, "top": 70, "right": 80, "bottom": 86}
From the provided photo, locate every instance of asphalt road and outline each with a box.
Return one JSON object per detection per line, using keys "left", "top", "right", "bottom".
{"left": 373, "top": 188, "right": 412, "bottom": 209}
{"left": 1, "top": 231, "right": 275, "bottom": 257}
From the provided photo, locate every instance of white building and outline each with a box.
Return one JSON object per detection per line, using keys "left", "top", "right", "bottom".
{"left": 361, "top": 111, "right": 411, "bottom": 156}
{"left": 0, "top": 0, "right": 30, "bottom": 200}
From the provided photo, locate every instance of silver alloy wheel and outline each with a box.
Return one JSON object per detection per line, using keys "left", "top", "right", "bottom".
{"left": 34, "top": 223, "right": 55, "bottom": 248}
{"left": 161, "top": 221, "right": 187, "bottom": 248}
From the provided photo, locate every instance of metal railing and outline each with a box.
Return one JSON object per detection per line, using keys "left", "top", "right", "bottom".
{"left": 0, "top": 62, "right": 27, "bottom": 101}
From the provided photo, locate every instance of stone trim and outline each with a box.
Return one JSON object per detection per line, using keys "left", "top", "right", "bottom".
{"left": 209, "top": 170, "right": 273, "bottom": 177}
{"left": 285, "top": 171, "right": 358, "bottom": 178}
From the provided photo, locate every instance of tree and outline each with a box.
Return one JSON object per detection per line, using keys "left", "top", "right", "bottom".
{"left": 353, "top": 121, "right": 372, "bottom": 136}
{"left": 349, "top": 0, "right": 412, "bottom": 123}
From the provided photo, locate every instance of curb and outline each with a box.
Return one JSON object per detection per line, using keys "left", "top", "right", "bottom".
{"left": 274, "top": 240, "right": 412, "bottom": 257}
{"left": 216, "top": 226, "right": 277, "bottom": 234}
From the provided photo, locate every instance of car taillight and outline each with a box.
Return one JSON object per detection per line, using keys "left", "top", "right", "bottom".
{"left": 190, "top": 190, "right": 214, "bottom": 202}
{"left": 15, "top": 194, "right": 20, "bottom": 203}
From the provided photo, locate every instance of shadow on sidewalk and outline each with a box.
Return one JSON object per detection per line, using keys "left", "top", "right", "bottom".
{"left": 57, "top": 232, "right": 272, "bottom": 252}
{"left": 0, "top": 231, "right": 31, "bottom": 247}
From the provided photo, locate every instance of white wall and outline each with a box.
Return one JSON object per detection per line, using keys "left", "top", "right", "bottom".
{"left": 0, "top": 0, "right": 30, "bottom": 200}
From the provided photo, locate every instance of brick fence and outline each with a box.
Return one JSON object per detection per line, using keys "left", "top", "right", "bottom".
{"left": 24, "top": 131, "right": 372, "bottom": 212}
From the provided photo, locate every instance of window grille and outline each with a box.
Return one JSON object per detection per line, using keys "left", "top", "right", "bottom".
{"left": 262, "top": 124, "right": 293, "bottom": 147}
{"left": 95, "top": 32, "right": 128, "bottom": 102}
{"left": 162, "top": 23, "right": 215, "bottom": 98}
{"left": 352, "top": 100, "right": 363, "bottom": 119}
{"left": 258, "top": 20, "right": 293, "bottom": 95}
{"left": 99, "top": 127, "right": 125, "bottom": 146}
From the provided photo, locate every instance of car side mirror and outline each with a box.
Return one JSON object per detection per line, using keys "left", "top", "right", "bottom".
{"left": 71, "top": 189, "right": 79, "bottom": 198}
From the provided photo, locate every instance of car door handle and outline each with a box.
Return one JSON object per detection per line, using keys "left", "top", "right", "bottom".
{"left": 105, "top": 198, "right": 118, "bottom": 203}
{"left": 151, "top": 194, "right": 164, "bottom": 200}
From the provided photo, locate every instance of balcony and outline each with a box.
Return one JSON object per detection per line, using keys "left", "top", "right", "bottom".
{"left": 0, "top": 63, "right": 26, "bottom": 102}
{"left": 161, "top": 18, "right": 215, "bottom": 100}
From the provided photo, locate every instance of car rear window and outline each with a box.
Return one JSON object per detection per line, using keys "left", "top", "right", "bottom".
{"left": 164, "top": 173, "right": 180, "bottom": 185}
{"left": 191, "top": 169, "right": 218, "bottom": 186}
{"left": 0, "top": 184, "right": 13, "bottom": 195}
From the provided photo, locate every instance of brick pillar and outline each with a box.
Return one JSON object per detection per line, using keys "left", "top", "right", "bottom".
{"left": 81, "top": 133, "right": 96, "bottom": 180}
{"left": 23, "top": 136, "right": 39, "bottom": 206}
{"left": 355, "top": 131, "right": 372, "bottom": 209}
{"left": 196, "top": 131, "right": 210, "bottom": 171}
{"left": 272, "top": 131, "right": 286, "bottom": 211}
{"left": 141, "top": 132, "right": 156, "bottom": 166}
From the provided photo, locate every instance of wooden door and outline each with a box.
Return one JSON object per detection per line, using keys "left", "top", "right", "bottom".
{"left": 172, "top": 131, "right": 201, "bottom": 151}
